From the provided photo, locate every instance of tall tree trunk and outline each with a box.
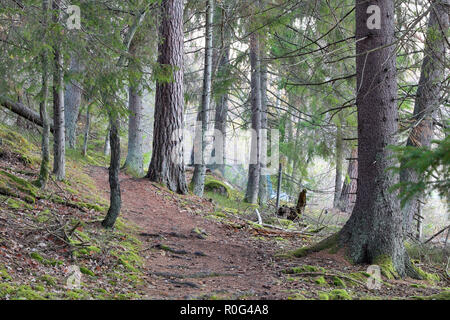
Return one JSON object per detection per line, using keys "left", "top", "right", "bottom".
{"left": 209, "top": 1, "right": 231, "bottom": 175}
{"left": 102, "top": 113, "right": 121, "bottom": 228}
{"left": 147, "top": 0, "right": 188, "bottom": 194}
{"left": 64, "top": 56, "right": 83, "bottom": 149}
{"left": 82, "top": 105, "right": 90, "bottom": 157}
{"left": 123, "top": 84, "right": 144, "bottom": 176}
{"left": 123, "top": 37, "right": 144, "bottom": 176}
{"left": 52, "top": 0, "right": 65, "bottom": 181}
{"left": 400, "top": 0, "right": 449, "bottom": 236}
{"left": 104, "top": 124, "right": 111, "bottom": 156}
{"left": 102, "top": 7, "right": 149, "bottom": 228}
{"left": 333, "top": 117, "right": 343, "bottom": 208}
{"left": 37, "top": 0, "right": 51, "bottom": 189}
{"left": 244, "top": 32, "right": 262, "bottom": 204}
{"left": 258, "top": 42, "right": 268, "bottom": 206}
{"left": 339, "top": 147, "right": 358, "bottom": 212}
{"left": 192, "top": 0, "right": 214, "bottom": 196}
{"left": 339, "top": 0, "right": 416, "bottom": 278}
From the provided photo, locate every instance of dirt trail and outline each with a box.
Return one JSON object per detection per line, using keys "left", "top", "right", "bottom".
{"left": 88, "top": 166, "right": 446, "bottom": 300}
{"left": 89, "top": 166, "right": 303, "bottom": 300}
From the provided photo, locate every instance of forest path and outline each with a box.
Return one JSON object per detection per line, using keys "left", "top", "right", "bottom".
{"left": 89, "top": 166, "right": 305, "bottom": 300}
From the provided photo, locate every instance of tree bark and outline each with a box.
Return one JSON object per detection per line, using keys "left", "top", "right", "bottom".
{"left": 64, "top": 56, "right": 83, "bottom": 149}
{"left": 52, "top": 0, "right": 65, "bottom": 181}
{"left": 123, "top": 84, "right": 144, "bottom": 176}
{"left": 338, "top": 147, "right": 358, "bottom": 213}
{"left": 192, "top": 0, "right": 214, "bottom": 197}
{"left": 244, "top": 32, "right": 262, "bottom": 204}
{"left": 258, "top": 40, "right": 269, "bottom": 206}
{"left": 339, "top": 0, "right": 416, "bottom": 278}
{"left": 333, "top": 117, "right": 343, "bottom": 208}
{"left": 400, "top": 0, "right": 449, "bottom": 236}
{"left": 102, "top": 113, "right": 121, "bottom": 228}
{"left": 209, "top": 1, "right": 231, "bottom": 175}
{"left": 147, "top": 0, "right": 188, "bottom": 194}
{"left": 104, "top": 124, "right": 111, "bottom": 156}
{"left": 37, "top": 0, "right": 51, "bottom": 189}
{"left": 82, "top": 105, "right": 90, "bottom": 157}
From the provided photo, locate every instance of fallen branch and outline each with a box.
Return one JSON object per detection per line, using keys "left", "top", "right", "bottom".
{"left": 221, "top": 210, "right": 315, "bottom": 236}
{"left": 424, "top": 225, "right": 450, "bottom": 244}
{"left": 0, "top": 95, "right": 54, "bottom": 133}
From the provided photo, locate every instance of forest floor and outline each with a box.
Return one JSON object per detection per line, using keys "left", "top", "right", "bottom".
{"left": 88, "top": 166, "right": 450, "bottom": 300}
{"left": 0, "top": 124, "right": 449, "bottom": 300}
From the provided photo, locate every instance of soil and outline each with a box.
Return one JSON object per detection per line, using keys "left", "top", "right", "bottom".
{"left": 88, "top": 166, "right": 449, "bottom": 300}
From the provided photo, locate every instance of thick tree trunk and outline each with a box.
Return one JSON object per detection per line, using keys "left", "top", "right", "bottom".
{"left": 400, "top": 1, "right": 449, "bottom": 236}
{"left": 333, "top": 119, "right": 343, "bottom": 208}
{"left": 52, "top": 0, "right": 65, "bottom": 181}
{"left": 102, "top": 113, "right": 121, "bottom": 228}
{"left": 338, "top": 148, "right": 358, "bottom": 213}
{"left": 147, "top": 0, "right": 188, "bottom": 194}
{"left": 244, "top": 32, "right": 262, "bottom": 204}
{"left": 37, "top": 0, "right": 51, "bottom": 189}
{"left": 192, "top": 0, "right": 214, "bottom": 197}
{"left": 339, "top": 0, "right": 415, "bottom": 278}
{"left": 64, "top": 56, "right": 83, "bottom": 149}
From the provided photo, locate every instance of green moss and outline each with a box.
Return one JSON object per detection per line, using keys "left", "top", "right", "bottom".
{"left": 411, "top": 290, "right": 450, "bottom": 300}
{"left": 373, "top": 255, "right": 399, "bottom": 280}
{"left": 0, "top": 124, "right": 39, "bottom": 166}
{"left": 75, "top": 229, "right": 91, "bottom": 242}
{"left": 204, "top": 179, "right": 232, "bottom": 198}
{"left": 40, "top": 275, "right": 57, "bottom": 286}
{"left": 277, "top": 219, "right": 296, "bottom": 229}
{"left": 283, "top": 265, "right": 326, "bottom": 274}
{"left": 349, "top": 271, "right": 370, "bottom": 282}
{"left": 65, "top": 288, "right": 92, "bottom": 300}
{"left": 33, "top": 284, "right": 46, "bottom": 292}
{"left": 6, "top": 198, "right": 23, "bottom": 209}
{"left": 286, "top": 277, "right": 296, "bottom": 282}
{"left": 0, "top": 170, "right": 38, "bottom": 198}
{"left": 30, "top": 252, "right": 45, "bottom": 263}
{"left": 213, "top": 211, "right": 227, "bottom": 218}
{"left": 79, "top": 266, "right": 95, "bottom": 277}
{"left": 359, "top": 295, "right": 383, "bottom": 300}
{"left": 0, "top": 283, "right": 46, "bottom": 300}
{"left": 36, "top": 209, "right": 52, "bottom": 223}
{"left": 292, "top": 233, "right": 339, "bottom": 258}
{"left": 410, "top": 283, "right": 427, "bottom": 289}
{"left": 314, "top": 276, "right": 327, "bottom": 285}
{"left": 0, "top": 265, "right": 12, "bottom": 281}
{"left": 329, "top": 289, "right": 352, "bottom": 300}
{"left": 332, "top": 276, "right": 346, "bottom": 288}
{"left": 287, "top": 293, "right": 307, "bottom": 300}
{"left": 413, "top": 265, "right": 440, "bottom": 283}
{"left": 318, "top": 292, "right": 330, "bottom": 300}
